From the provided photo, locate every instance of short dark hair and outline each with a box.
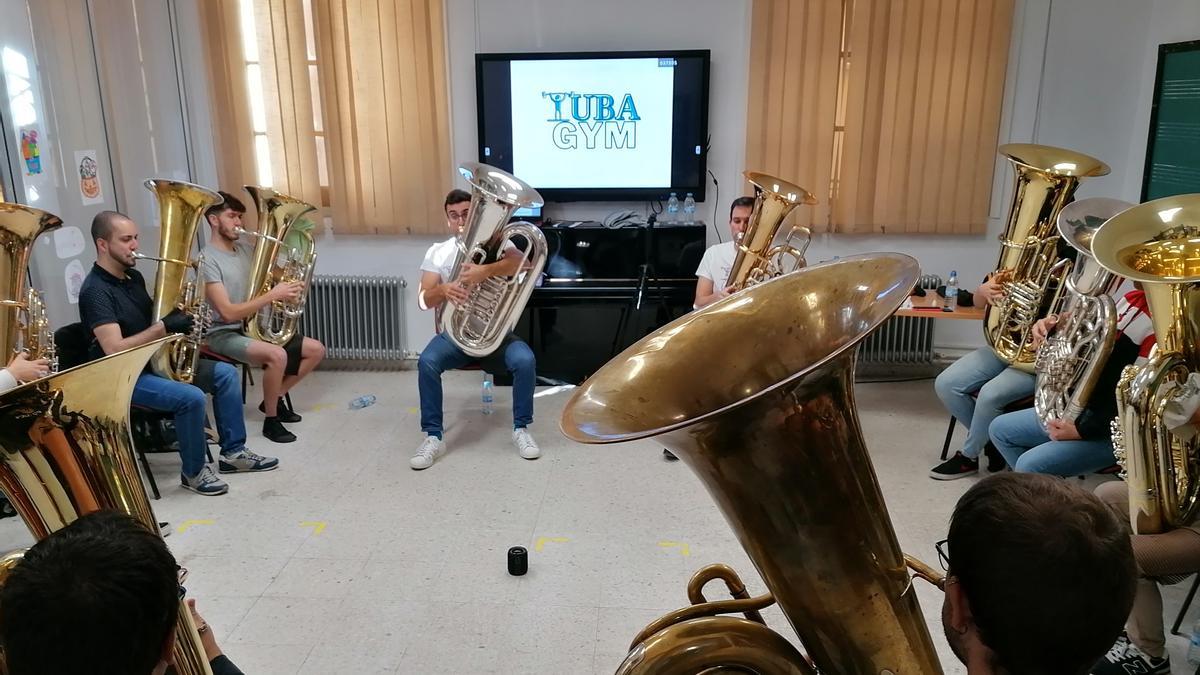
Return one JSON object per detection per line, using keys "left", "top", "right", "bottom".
{"left": 948, "top": 473, "right": 1135, "bottom": 675}
{"left": 205, "top": 190, "right": 246, "bottom": 221}
{"left": 729, "top": 196, "right": 754, "bottom": 221}
{"left": 90, "top": 210, "right": 128, "bottom": 247}
{"left": 0, "top": 511, "right": 179, "bottom": 675}
{"left": 444, "top": 189, "right": 471, "bottom": 210}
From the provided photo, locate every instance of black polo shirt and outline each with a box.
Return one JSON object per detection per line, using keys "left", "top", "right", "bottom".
{"left": 78, "top": 263, "right": 154, "bottom": 362}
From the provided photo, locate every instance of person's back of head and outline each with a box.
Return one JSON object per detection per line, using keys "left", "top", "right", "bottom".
{"left": 947, "top": 473, "right": 1135, "bottom": 675}
{"left": 0, "top": 511, "right": 179, "bottom": 675}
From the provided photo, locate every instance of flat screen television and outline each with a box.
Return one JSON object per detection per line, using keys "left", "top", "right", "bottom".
{"left": 476, "top": 49, "right": 711, "bottom": 202}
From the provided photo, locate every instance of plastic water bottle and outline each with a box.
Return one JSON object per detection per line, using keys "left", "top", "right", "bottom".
{"left": 943, "top": 270, "right": 958, "bottom": 312}
{"left": 348, "top": 395, "right": 376, "bottom": 410}
{"left": 682, "top": 193, "right": 696, "bottom": 225}
{"left": 481, "top": 374, "right": 494, "bottom": 416}
{"left": 665, "top": 193, "right": 680, "bottom": 223}
{"left": 1188, "top": 619, "right": 1200, "bottom": 665}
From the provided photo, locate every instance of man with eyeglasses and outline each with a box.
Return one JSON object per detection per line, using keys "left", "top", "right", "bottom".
{"left": 936, "top": 473, "right": 1136, "bottom": 674}
{"left": 409, "top": 189, "right": 540, "bottom": 470}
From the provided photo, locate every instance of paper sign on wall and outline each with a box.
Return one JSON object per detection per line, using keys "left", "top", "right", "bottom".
{"left": 74, "top": 150, "right": 103, "bottom": 205}
{"left": 20, "top": 127, "right": 42, "bottom": 176}
{"left": 54, "top": 226, "right": 85, "bottom": 259}
{"left": 64, "top": 259, "right": 84, "bottom": 304}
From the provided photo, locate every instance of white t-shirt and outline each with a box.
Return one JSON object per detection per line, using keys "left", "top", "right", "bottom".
{"left": 419, "top": 236, "right": 519, "bottom": 282}
{"left": 695, "top": 241, "right": 737, "bottom": 287}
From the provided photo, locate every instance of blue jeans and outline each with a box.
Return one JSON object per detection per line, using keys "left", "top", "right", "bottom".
{"left": 130, "top": 360, "right": 247, "bottom": 477}
{"left": 418, "top": 333, "right": 535, "bottom": 439}
{"left": 934, "top": 347, "right": 1036, "bottom": 459}
{"left": 989, "top": 408, "right": 1116, "bottom": 475}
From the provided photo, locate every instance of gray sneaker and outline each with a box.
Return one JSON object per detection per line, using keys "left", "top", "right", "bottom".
{"left": 181, "top": 466, "right": 229, "bottom": 496}
{"left": 218, "top": 448, "right": 280, "bottom": 474}
{"left": 410, "top": 435, "right": 444, "bottom": 470}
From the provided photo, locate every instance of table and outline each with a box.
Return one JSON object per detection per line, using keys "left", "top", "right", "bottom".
{"left": 895, "top": 292, "right": 985, "bottom": 320}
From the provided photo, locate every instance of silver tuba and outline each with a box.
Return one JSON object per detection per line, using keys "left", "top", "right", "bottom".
{"left": 439, "top": 162, "right": 547, "bottom": 358}
{"left": 1034, "top": 198, "right": 1131, "bottom": 425}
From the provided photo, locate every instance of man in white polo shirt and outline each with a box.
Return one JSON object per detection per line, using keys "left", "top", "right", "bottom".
{"left": 410, "top": 189, "right": 540, "bottom": 471}
{"left": 693, "top": 196, "right": 754, "bottom": 309}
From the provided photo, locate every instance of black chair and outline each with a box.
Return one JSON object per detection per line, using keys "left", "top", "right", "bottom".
{"left": 54, "top": 323, "right": 211, "bottom": 499}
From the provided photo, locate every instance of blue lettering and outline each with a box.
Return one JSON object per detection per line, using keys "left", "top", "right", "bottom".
{"left": 617, "top": 94, "right": 641, "bottom": 121}
{"left": 605, "top": 121, "right": 636, "bottom": 149}
{"left": 594, "top": 95, "right": 616, "bottom": 121}
{"left": 570, "top": 94, "right": 593, "bottom": 122}
{"left": 552, "top": 122, "right": 578, "bottom": 149}
{"left": 579, "top": 120, "right": 604, "bottom": 149}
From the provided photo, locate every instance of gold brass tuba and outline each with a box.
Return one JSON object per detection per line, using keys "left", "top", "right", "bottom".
{"left": 440, "top": 162, "right": 547, "bottom": 358}
{"left": 724, "top": 171, "right": 817, "bottom": 291}
{"left": 0, "top": 203, "right": 62, "bottom": 372}
{"left": 562, "top": 254, "right": 946, "bottom": 674}
{"left": 0, "top": 336, "right": 213, "bottom": 674}
{"left": 1093, "top": 193, "right": 1200, "bottom": 535}
{"left": 1034, "top": 198, "right": 1131, "bottom": 425}
{"left": 985, "top": 144, "right": 1109, "bottom": 373}
{"left": 139, "top": 179, "right": 222, "bottom": 383}
{"left": 241, "top": 186, "right": 318, "bottom": 346}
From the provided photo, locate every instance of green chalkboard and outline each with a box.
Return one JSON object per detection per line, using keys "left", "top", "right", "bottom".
{"left": 1142, "top": 40, "right": 1200, "bottom": 201}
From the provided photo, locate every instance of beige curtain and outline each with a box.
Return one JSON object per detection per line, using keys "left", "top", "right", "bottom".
{"left": 199, "top": 0, "right": 451, "bottom": 235}
{"left": 747, "top": 0, "right": 1015, "bottom": 234}
{"left": 313, "top": 0, "right": 452, "bottom": 235}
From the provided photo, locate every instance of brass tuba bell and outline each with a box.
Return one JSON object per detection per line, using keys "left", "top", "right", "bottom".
{"left": 724, "top": 171, "right": 817, "bottom": 291}
{"left": 562, "top": 254, "right": 945, "bottom": 673}
{"left": 0, "top": 336, "right": 213, "bottom": 674}
{"left": 984, "top": 144, "right": 1109, "bottom": 373}
{"left": 0, "top": 203, "right": 62, "bottom": 372}
{"left": 241, "top": 185, "right": 318, "bottom": 346}
{"left": 1092, "top": 193, "right": 1200, "bottom": 534}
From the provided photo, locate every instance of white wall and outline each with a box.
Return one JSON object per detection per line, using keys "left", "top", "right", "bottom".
{"left": 175, "top": 0, "right": 1200, "bottom": 355}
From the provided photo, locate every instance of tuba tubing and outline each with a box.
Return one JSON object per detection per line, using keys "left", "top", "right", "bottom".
{"left": 724, "top": 172, "right": 816, "bottom": 292}
{"left": 562, "top": 253, "right": 944, "bottom": 673}
{"left": 242, "top": 186, "right": 318, "bottom": 346}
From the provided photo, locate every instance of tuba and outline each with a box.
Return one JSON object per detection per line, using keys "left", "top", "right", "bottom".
{"left": 725, "top": 171, "right": 817, "bottom": 291}
{"left": 984, "top": 144, "right": 1109, "bottom": 373}
{"left": 0, "top": 203, "right": 62, "bottom": 373}
{"left": 1034, "top": 198, "right": 1131, "bottom": 425}
{"left": 562, "top": 254, "right": 946, "bottom": 674}
{"left": 0, "top": 336, "right": 213, "bottom": 674}
{"left": 1093, "top": 193, "right": 1200, "bottom": 535}
{"left": 440, "top": 162, "right": 547, "bottom": 358}
{"left": 140, "top": 179, "right": 222, "bottom": 383}
{"left": 241, "top": 186, "right": 318, "bottom": 346}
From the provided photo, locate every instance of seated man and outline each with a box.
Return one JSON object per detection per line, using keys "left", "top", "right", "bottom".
{"left": 0, "top": 510, "right": 243, "bottom": 675}
{"left": 411, "top": 189, "right": 539, "bottom": 470}
{"left": 988, "top": 288, "right": 1154, "bottom": 475}
{"left": 1092, "top": 372, "right": 1200, "bottom": 674}
{"left": 942, "top": 473, "right": 1136, "bottom": 674}
{"left": 79, "top": 211, "right": 278, "bottom": 496}
{"left": 201, "top": 191, "right": 327, "bottom": 444}
{"left": 693, "top": 196, "right": 754, "bottom": 309}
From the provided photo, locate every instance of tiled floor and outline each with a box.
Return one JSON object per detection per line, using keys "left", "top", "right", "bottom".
{"left": 0, "top": 370, "right": 1194, "bottom": 674}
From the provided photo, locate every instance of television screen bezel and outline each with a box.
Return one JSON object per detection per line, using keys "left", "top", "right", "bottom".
{"left": 474, "top": 49, "right": 711, "bottom": 203}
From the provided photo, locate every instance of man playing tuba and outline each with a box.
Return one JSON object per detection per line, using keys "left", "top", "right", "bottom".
{"left": 410, "top": 189, "right": 540, "bottom": 471}
{"left": 78, "top": 211, "right": 278, "bottom": 496}
{"left": 200, "top": 192, "right": 326, "bottom": 444}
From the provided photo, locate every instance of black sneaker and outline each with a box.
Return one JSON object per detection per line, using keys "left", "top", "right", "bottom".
{"left": 259, "top": 399, "right": 302, "bottom": 423}
{"left": 662, "top": 449, "right": 679, "bottom": 462}
{"left": 262, "top": 418, "right": 297, "bottom": 444}
{"left": 983, "top": 443, "right": 1007, "bottom": 472}
{"left": 929, "top": 453, "right": 979, "bottom": 480}
{"left": 1093, "top": 633, "right": 1170, "bottom": 675}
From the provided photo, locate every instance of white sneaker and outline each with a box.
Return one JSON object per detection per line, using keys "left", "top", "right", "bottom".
{"left": 410, "top": 435, "right": 444, "bottom": 470}
{"left": 513, "top": 428, "right": 540, "bottom": 460}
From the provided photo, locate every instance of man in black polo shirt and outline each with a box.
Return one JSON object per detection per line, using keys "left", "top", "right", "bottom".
{"left": 78, "top": 211, "right": 278, "bottom": 496}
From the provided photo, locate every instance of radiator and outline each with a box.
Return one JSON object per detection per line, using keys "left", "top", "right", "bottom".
{"left": 855, "top": 273, "right": 939, "bottom": 375}
{"left": 298, "top": 275, "right": 409, "bottom": 367}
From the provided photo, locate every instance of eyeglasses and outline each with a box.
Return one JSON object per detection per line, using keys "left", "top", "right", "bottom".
{"left": 935, "top": 538, "right": 950, "bottom": 571}
{"left": 446, "top": 210, "right": 470, "bottom": 223}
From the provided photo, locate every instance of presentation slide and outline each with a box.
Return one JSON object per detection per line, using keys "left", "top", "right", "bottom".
{"left": 509, "top": 58, "right": 675, "bottom": 189}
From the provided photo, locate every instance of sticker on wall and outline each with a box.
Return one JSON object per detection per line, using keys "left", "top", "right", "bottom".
{"left": 64, "top": 258, "right": 84, "bottom": 304}
{"left": 74, "top": 150, "right": 103, "bottom": 205}
{"left": 53, "top": 226, "right": 85, "bottom": 259}
{"left": 20, "top": 127, "right": 41, "bottom": 176}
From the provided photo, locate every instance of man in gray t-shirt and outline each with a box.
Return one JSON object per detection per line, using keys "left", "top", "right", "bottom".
{"left": 201, "top": 191, "right": 326, "bottom": 444}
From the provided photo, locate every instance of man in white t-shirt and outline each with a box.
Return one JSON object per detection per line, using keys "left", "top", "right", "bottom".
{"left": 693, "top": 196, "right": 754, "bottom": 309}
{"left": 410, "top": 189, "right": 540, "bottom": 470}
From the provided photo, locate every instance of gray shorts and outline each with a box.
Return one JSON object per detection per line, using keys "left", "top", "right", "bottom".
{"left": 204, "top": 329, "right": 254, "bottom": 362}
